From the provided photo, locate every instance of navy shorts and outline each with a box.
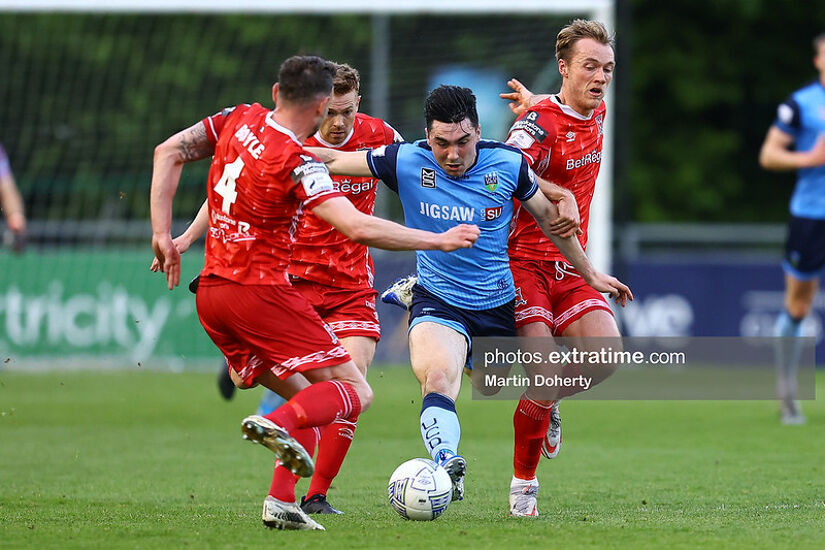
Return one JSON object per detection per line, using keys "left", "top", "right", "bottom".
{"left": 408, "top": 284, "right": 515, "bottom": 369}
{"left": 783, "top": 215, "right": 825, "bottom": 280}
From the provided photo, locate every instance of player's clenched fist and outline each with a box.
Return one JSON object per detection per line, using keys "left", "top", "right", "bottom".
{"left": 438, "top": 223, "right": 480, "bottom": 251}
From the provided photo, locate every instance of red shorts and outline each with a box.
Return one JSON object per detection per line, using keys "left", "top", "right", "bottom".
{"left": 290, "top": 277, "right": 381, "bottom": 341}
{"left": 511, "top": 259, "right": 613, "bottom": 336}
{"left": 196, "top": 277, "right": 351, "bottom": 386}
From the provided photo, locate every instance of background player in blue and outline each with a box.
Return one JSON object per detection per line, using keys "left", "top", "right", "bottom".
{"left": 307, "top": 85, "right": 632, "bottom": 502}
{"left": 759, "top": 32, "right": 825, "bottom": 425}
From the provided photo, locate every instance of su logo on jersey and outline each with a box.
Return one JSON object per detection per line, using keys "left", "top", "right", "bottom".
{"left": 484, "top": 206, "right": 503, "bottom": 221}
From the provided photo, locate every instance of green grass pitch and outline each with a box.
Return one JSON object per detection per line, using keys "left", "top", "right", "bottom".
{"left": 1, "top": 367, "right": 823, "bottom": 549}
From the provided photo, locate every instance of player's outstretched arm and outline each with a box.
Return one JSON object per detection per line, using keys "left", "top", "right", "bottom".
{"left": 304, "top": 146, "right": 373, "bottom": 177}
{"left": 312, "top": 196, "right": 479, "bottom": 252}
{"left": 759, "top": 127, "right": 825, "bottom": 171}
{"left": 500, "top": 78, "right": 551, "bottom": 117}
{"left": 521, "top": 192, "right": 632, "bottom": 306}
{"left": 151, "top": 121, "right": 214, "bottom": 290}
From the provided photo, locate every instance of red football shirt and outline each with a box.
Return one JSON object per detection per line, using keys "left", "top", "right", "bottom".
{"left": 505, "top": 96, "right": 606, "bottom": 262}
{"left": 199, "top": 103, "right": 342, "bottom": 285}
{"left": 288, "top": 113, "right": 402, "bottom": 289}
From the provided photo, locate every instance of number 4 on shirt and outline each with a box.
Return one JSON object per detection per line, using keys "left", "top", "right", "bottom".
{"left": 214, "top": 156, "right": 244, "bottom": 213}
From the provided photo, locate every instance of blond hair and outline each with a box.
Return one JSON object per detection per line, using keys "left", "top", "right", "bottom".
{"left": 332, "top": 63, "right": 360, "bottom": 95}
{"left": 556, "top": 19, "right": 614, "bottom": 62}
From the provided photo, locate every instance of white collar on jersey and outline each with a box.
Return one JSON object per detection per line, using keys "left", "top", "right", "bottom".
{"left": 550, "top": 94, "right": 596, "bottom": 121}
{"left": 264, "top": 111, "right": 302, "bottom": 145}
{"left": 311, "top": 126, "right": 355, "bottom": 148}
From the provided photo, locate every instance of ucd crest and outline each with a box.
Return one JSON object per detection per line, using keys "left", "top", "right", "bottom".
{"left": 421, "top": 167, "right": 436, "bottom": 188}
{"left": 483, "top": 172, "right": 499, "bottom": 192}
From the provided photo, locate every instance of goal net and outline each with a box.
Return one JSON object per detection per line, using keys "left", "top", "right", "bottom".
{"left": 0, "top": 1, "right": 614, "bottom": 368}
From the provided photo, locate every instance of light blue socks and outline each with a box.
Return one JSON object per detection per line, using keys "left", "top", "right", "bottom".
{"left": 420, "top": 392, "right": 460, "bottom": 462}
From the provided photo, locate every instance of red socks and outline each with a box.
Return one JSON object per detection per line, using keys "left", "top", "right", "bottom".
{"left": 264, "top": 380, "right": 361, "bottom": 502}
{"left": 265, "top": 380, "right": 361, "bottom": 432}
{"left": 268, "top": 427, "right": 321, "bottom": 502}
{"left": 306, "top": 417, "right": 358, "bottom": 498}
{"left": 513, "top": 395, "right": 554, "bottom": 480}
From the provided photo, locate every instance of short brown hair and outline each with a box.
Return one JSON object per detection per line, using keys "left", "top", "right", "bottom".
{"left": 333, "top": 63, "right": 361, "bottom": 96}
{"left": 277, "top": 55, "right": 335, "bottom": 105}
{"left": 556, "top": 19, "right": 614, "bottom": 62}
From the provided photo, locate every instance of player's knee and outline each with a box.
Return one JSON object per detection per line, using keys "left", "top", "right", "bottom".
{"left": 423, "top": 368, "right": 453, "bottom": 395}
{"left": 591, "top": 363, "right": 617, "bottom": 385}
{"left": 354, "top": 380, "right": 374, "bottom": 412}
{"left": 472, "top": 377, "right": 503, "bottom": 396}
{"left": 786, "top": 300, "right": 812, "bottom": 320}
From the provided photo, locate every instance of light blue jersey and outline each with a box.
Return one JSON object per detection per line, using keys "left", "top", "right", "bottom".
{"left": 773, "top": 81, "right": 825, "bottom": 219}
{"left": 368, "top": 140, "right": 538, "bottom": 310}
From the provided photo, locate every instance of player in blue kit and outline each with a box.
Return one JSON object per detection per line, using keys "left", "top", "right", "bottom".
{"left": 307, "top": 85, "right": 632, "bottom": 502}
{"left": 759, "top": 32, "right": 825, "bottom": 425}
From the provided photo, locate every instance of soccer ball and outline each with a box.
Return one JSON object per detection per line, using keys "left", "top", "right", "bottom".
{"left": 387, "top": 458, "right": 452, "bottom": 521}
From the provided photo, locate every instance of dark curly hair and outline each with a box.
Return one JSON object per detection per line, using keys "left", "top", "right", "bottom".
{"left": 424, "top": 85, "right": 479, "bottom": 131}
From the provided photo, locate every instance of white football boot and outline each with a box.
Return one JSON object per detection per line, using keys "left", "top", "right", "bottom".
{"left": 439, "top": 453, "right": 466, "bottom": 502}
{"left": 780, "top": 398, "right": 806, "bottom": 425}
{"left": 380, "top": 274, "right": 417, "bottom": 310}
{"left": 509, "top": 476, "right": 539, "bottom": 517}
{"left": 262, "top": 495, "right": 325, "bottom": 530}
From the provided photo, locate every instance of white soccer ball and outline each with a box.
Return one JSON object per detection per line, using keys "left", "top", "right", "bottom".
{"left": 387, "top": 458, "right": 452, "bottom": 521}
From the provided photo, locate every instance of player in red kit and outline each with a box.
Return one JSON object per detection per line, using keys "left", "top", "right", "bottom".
{"left": 500, "top": 20, "right": 620, "bottom": 517}
{"left": 289, "top": 64, "right": 403, "bottom": 515}
{"left": 158, "top": 64, "right": 404, "bottom": 516}
{"left": 150, "top": 55, "right": 479, "bottom": 531}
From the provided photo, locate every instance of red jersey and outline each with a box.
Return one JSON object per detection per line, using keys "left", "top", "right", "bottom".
{"left": 505, "top": 96, "right": 606, "bottom": 261}
{"left": 288, "top": 113, "right": 401, "bottom": 289}
{"left": 200, "top": 103, "right": 342, "bottom": 285}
